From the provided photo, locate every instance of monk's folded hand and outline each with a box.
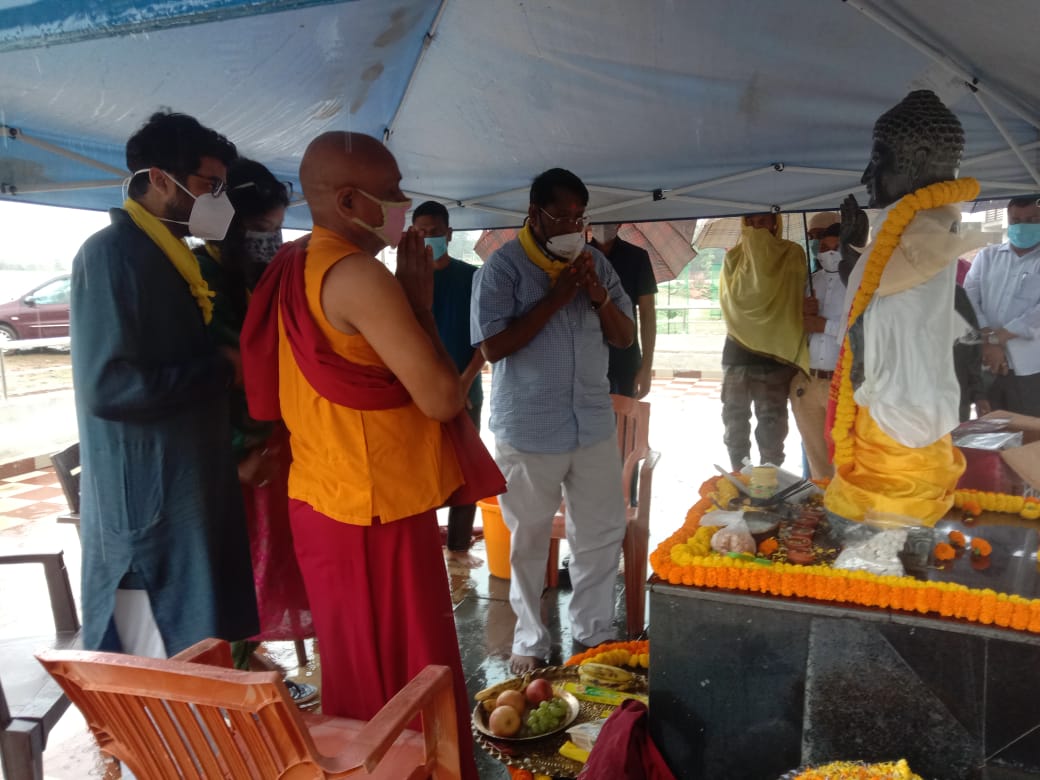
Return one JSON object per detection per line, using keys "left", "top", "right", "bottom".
{"left": 395, "top": 227, "right": 434, "bottom": 311}
{"left": 803, "top": 296, "right": 819, "bottom": 316}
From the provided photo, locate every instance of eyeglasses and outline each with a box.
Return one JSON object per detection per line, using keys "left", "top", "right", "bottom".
{"left": 539, "top": 208, "right": 590, "bottom": 230}
{"left": 188, "top": 173, "right": 228, "bottom": 198}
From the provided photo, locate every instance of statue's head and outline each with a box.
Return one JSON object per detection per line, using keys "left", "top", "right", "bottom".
{"left": 861, "top": 90, "right": 964, "bottom": 208}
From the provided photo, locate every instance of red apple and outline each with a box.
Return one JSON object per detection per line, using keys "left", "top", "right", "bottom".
{"left": 489, "top": 705, "right": 521, "bottom": 737}
{"left": 525, "top": 677, "right": 553, "bottom": 706}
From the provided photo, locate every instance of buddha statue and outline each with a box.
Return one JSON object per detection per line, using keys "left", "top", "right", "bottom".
{"left": 825, "top": 90, "right": 982, "bottom": 525}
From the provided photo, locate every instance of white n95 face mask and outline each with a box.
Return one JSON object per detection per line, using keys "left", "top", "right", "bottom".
{"left": 591, "top": 224, "right": 619, "bottom": 244}
{"left": 546, "top": 231, "right": 586, "bottom": 261}
{"left": 133, "top": 168, "right": 237, "bottom": 241}
{"left": 818, "top": 250, "right": 841, "bottom": 273}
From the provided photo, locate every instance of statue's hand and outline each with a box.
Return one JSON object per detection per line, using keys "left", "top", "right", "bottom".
{"left": 838, "top": 194, "right": 870, "bottom": 285}
{"left": 840, "top": 194, "right": 870, "bottom": 249}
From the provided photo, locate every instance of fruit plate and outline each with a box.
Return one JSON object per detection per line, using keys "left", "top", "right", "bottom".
{"left": 472, "top": 689, "right": 581, "bottom": 742}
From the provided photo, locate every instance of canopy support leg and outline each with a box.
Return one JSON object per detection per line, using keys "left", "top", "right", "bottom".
{"left": 383, "top": 0, "right": 449, "bottom": 144}
{"left": 843, "top": 0, "right": 1040, "bottom": 132}
{"left": 973, "top": 93, "right": 1040, "bottom": 189}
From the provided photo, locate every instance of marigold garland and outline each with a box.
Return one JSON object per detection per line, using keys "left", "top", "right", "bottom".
{"left": 971, "top": 537, "right": 992, "bottom": 558}
{"left": 953, "top": 489, "right": 1040, "bottom": 520}
{"left": 794, "top": 759, "right": 922, "bottom": 780}
{"left": 650, "top": 478, "right": 1040, "bottom": 634}
{"left": 564, "top": 640, "right": 649, "bottom": 667}
{"left": 829, "top": 178, "right": 981, "bottom": 466}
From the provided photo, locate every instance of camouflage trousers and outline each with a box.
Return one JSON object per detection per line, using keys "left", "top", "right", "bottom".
{"left": 721, "top": 364, "right": 797, "bottom": 471}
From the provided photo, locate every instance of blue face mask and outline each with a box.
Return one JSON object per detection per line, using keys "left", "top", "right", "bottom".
{"left": 808, "top": 238, "right": 820, "bottom": 260}
{"left": 1008, "top": 223, "right": 1040, "bottom": 250}
{"left": 423, "top": 235, "right": 448, "bottom": 260}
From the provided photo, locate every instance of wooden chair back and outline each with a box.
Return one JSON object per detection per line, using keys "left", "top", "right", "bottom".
{"left": 36, "top": 639, "right": 461, "bottom": 779}
{"left": 50, "top": 443, "right": 80, "bottom": 515}
{"left": 611, "top": 395, "right": 651, "bottom": 508}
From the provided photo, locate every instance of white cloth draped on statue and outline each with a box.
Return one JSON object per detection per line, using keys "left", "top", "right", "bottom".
{"left": 841, "top": 204, "right": 985, "bottom": 449}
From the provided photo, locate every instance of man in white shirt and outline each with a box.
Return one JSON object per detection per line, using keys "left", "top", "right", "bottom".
{"left": 964, "top": 196, "right": 1040, "bottom": 416}
{"left": 790, "top": 212, "right": 845, "bottom": 478}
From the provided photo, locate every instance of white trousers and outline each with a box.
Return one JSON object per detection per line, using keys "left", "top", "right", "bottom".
{"left": 113, "top": 589, "right": 168, "bottom": 658}
{"left": 496, "top": 435, "right": 626, "bottom": 658}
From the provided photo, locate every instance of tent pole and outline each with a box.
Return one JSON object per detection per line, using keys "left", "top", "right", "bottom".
{"left": 1, "top": 126, "right": 126, "bottom": 176}
{"left": 671, "top": 166, "right": 773, "bottom": 196}
{"left": 460, "top": 186, "right": 530, "bottom": 207}
{"left": 589, "top": 193, "right": 770, "bottom": 218}
{"left": 972, "top": 93, "right": 1040, "bottom": 188}
{"left": 6, "top": 179, "right": 124, "bottom": 194}
{"left": 784, "top": 185, "right": 865, "bottom": 211}
{"left": 668, "top": 194, "right": 773, "bottom": 211}
{"left": 964, "top": 140, "right": 1040, "bottom": 168}
{"left": 456, "top": 203, "right": 526, "bottom": 220}
{"left": 843, "top": 0, "right": 1040, "bottom": 131}
{"left": 383, "top": 0, "right": 448, "bottom": 143}
{"left": 782, "top": 166, "right": 862, "bottom": 177}
{"left": 803, "top": 212, "right": 814, "bottom": 297}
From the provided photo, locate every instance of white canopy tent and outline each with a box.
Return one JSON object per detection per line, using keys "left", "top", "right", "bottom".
{"left": 0, "top": 0, "right": 1036, "bottom": 230}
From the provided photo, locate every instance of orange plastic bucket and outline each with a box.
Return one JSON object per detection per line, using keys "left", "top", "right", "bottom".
{"left": 478, "top": 496, "right": 511, "bottom": 580}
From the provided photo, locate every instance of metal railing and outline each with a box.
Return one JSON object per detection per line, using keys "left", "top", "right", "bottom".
{"left": 0, "top": 336, "right": 70, "bottom": 400}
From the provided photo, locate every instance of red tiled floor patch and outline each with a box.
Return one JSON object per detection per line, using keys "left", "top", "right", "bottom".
{"left": 2, "top": 502, "right": 63, "bottom": 521}
{"left": 2, "top": 469, "right": 52, "bottom": 482}
{"left": 17, "top": 472, "right": 63, "bottom": 487}
{"left": 10, "top": 485, "right": 67, "bottom": 502}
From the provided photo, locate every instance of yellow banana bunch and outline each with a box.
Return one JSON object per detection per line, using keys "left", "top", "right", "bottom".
{"left": 474, "top": 677, "right": 524, "bottom": 702}
{"left": 578, "top": 663, "right": 634, "bottom": 686}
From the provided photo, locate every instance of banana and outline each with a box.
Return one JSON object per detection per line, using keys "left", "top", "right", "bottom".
{"left": 474, "top": 677, "right": 524, "bottom": 702}
{"left": 578, "top": 663, "right": 634, "bottom": 685}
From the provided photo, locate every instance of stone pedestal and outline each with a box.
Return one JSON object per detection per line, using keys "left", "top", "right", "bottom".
{"left": 649, "top": 583, "right": 1040, "bottom": 780}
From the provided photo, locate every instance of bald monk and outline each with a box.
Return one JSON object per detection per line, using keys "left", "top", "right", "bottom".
{"left": 241, "top": 133, "right": 502, "bottom": 778}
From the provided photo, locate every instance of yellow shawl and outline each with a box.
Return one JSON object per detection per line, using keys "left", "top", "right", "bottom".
{"left": 719, "top": 224, "right": 809, "bottom": 372}
{"left": 123, "top": 198, "right": 215, "bottom": 324}
{"left": 518, "top": 223, "right": 569, "bottom": 283}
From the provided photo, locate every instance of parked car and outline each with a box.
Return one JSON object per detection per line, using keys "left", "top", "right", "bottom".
{"left": 0, "top": 275, "right": 71, "bottom": 342}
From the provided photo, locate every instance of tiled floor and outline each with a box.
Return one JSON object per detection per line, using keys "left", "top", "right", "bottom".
{"left": 1, "top": 373, "right": 805, "bottom": 779}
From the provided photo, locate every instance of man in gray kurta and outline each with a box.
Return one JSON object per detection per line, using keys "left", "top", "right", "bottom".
{"left": 71, "top": 111, "right": 257, "bottom": 656}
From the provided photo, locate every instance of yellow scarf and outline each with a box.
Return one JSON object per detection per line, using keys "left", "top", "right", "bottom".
{"left": 123, "top": 198, "right": 214, "bottom": 324}
{"left": 719, "top": 224, "right": 809, "bottom": 372}
{"left": 518, "top": 223, "right": 569, "bottom": 283}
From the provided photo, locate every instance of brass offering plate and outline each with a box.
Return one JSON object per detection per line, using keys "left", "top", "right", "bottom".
{"left": 472, "top": 687, "right": 580, "bottom": 742}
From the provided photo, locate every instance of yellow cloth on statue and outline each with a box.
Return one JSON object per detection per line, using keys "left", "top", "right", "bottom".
{"left": 719, "top": 225, "right": 809, "bottom": 372}
{"left": 825, "top": 408, "right": 965, "bottom": 525}
{"left": 123, "top": 198, "right": 215, "bottom": 323}
{"left": 518, "top": 223, "right": 570, "bottom": 283}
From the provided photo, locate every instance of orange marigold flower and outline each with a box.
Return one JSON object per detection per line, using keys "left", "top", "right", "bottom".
{"left": 971, "top": 537, "right": 992, "bottom": 557}
{"left": 963, "top": 500, "right": 983, "bottom": 517}
{"left": 933, "top": 542, "right": 956, "bottom": 561}
{"left": 758, "top": 537, "right": 779, "bottom": 556}
{"left": 948, "top": 530, "right": 966, "bottom": 548}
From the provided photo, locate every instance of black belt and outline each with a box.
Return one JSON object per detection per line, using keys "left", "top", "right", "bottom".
{"left": 809, "top": 369, "right": 834, "bottom": 380}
